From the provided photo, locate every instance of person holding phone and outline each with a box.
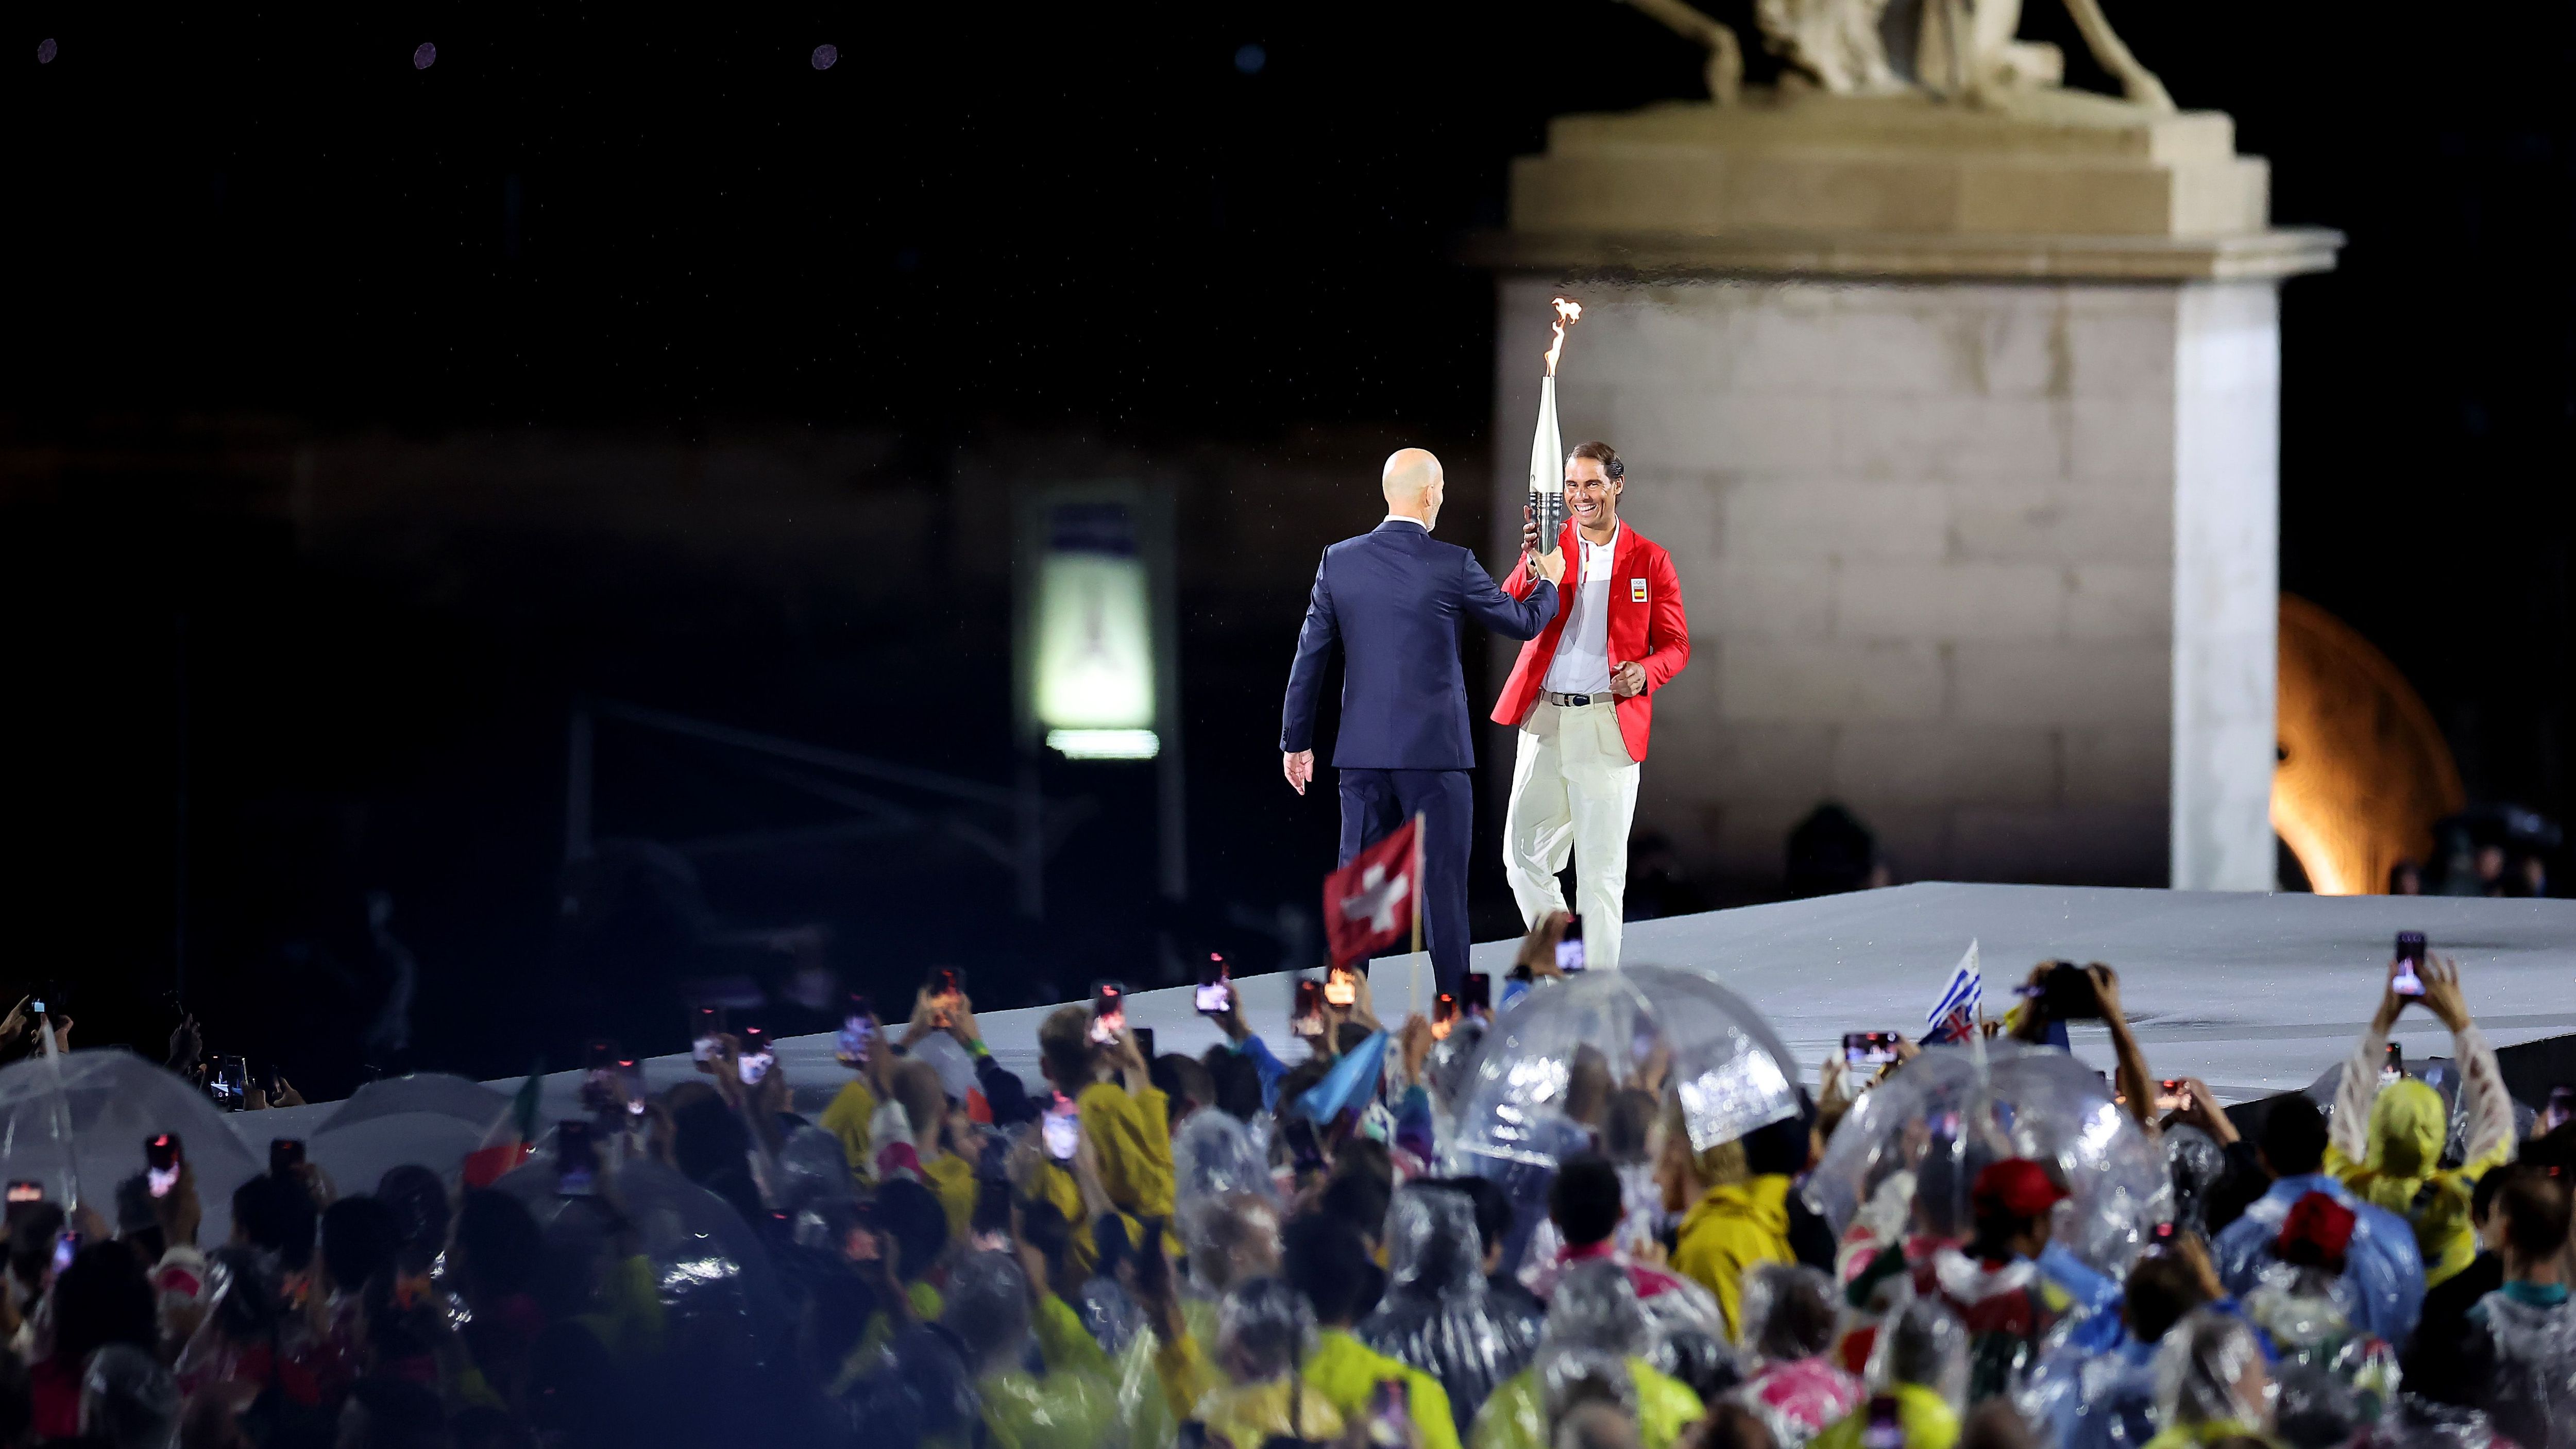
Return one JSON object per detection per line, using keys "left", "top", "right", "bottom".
{"left": 1036, "top": 999, "right": 1176, "bottom": 1228}
{"left": 900, "top": 982, "right": 1039, "bottom": 1131}
{"left": 2325, "top": 943, "right": 2514, "bottom": 1288}
{"left": 819, "top": 996, "right": 896, "bottom": 1184}
{"left": 1201, "top": 980, "right": 1290, "bottom": 1115}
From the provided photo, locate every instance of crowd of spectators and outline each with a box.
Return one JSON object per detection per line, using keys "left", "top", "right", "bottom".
{"left": 0, "top": 919, "right": 2562, "bottom": 1449}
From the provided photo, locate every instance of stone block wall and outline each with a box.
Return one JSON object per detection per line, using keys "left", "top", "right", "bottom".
{"left": 1488, "top": 274, "right": 2278, "bottom": 889}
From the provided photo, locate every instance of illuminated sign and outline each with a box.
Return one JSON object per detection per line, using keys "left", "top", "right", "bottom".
{"left": 1031, "top": 502, "right": 1158, "bottom": 760}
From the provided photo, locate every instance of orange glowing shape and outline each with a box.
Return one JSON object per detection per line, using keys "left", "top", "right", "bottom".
{"left": 2272, "top": 595, "right": 2462, "bottom": 895}
{"left": 1545, "top": 297, "right": 1583, "bottom": 376}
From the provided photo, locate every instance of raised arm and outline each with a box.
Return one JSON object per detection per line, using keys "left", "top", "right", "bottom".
{"left": 1498, "top": 506, "right": 1543, "bottom": 601}
{"left": 2421, "top": 955, "right": 2514, "bottom": 1170}
{"left": 2330, "top": 961, "right": 2408, "bottom": 1170}
{"left": 1463, "top": 550, "right": 1558, "bottom": 642}
{"left": 2089, "top": 965, "right": 2158, "bottom": 1132}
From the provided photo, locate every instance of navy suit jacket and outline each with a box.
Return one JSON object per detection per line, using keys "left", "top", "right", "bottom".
{"left": 1280, "top": 520, "right": 1558, "bottom": 770}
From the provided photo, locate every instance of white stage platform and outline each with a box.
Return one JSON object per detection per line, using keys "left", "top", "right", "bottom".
{"left": 238, "top": 882, "right": 2576, "bottom": 1160}
{"left": 947, "top": 882, "right": 2576, "bottom": 1108}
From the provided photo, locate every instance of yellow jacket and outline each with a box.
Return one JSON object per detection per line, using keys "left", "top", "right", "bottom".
{"left": 2328, "top": 1075, "right": 2510, "bottom": 1288}
{"left": 922, "top": 1151, "right": 978, "bottom": 1244}
{"left": 1813, "top": 1383, "right": 1960, "bottom": 1449}
{"left": 1199, "top": 1376, "right": 1346, "bottom": 1449}
{"left": 819, "top": 1077, "right": 877, "bottom": 1183}
{"left": 1671, "top": 1173, "right": 1796, "bottom": 1341}
{"left": 1154, "top": 1320, "right": 1222, "bottom": 1428}
{"left": 1303, "top": 1327, "right": 1461, "bottom": 1449}
{"left": 963, "top": 1366, "right": 1123, "bottom": 1449}
{"left": 1470, "top": 1355, "right": 1702, "bottom": 1449}
{"left": 569, "top": 1254, "right": 667, "bottom": 1360}
{"left": 1027, "top": 1161, "right": 1144, "bottom": 1283}
{"left": 1079, "top": 1080, "right": 1176, "bottom": 1221}
{"left": 1036, "top": 1292, "right": 1182, "bottom": 1447}
{"left": 838, "top": 1279, "right": 946, "bottom": 1390}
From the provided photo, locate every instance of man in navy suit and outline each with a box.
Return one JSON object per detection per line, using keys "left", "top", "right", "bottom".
{"left": 1280, "top": 448, "right": 1565, "bottom": 991}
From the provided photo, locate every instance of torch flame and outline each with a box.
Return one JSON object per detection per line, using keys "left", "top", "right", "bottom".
{"left": 1544, "top": 296, "right": 1583, "bottom": 376}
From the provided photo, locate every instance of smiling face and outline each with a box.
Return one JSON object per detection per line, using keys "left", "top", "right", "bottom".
{"left": 1565, "top": 454, "right": 1621, "bottom": 535}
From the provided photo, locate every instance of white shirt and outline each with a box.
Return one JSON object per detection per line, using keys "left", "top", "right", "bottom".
{"left": 1380, "top": 514, "right": 1428, "bottom": 531}
{"left": 1542, "top": 524, "right": 1619, "bottom": 696}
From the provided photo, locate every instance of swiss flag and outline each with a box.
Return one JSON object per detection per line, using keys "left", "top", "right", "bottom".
{"left": 1323, "top": 815, "right": 1420, "bottom": 967}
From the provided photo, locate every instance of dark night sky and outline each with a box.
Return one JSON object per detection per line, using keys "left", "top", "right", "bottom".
{"left": 5, "top": 2, "right": 2574, "bottom": 1084}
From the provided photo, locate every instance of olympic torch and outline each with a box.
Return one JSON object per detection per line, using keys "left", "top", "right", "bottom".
{"left": 1528, "top": 297, "right": 1582, "bottom": 555}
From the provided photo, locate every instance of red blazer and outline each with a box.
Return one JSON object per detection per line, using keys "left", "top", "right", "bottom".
{"left": 1492, "top": 519, "right": 1691, "bottom": 762}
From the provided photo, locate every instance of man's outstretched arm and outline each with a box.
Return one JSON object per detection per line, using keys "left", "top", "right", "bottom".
{"left": 1280, "top": 549, "right": 1339, "bottom": 794}
{"left": 1463, "top": 547, "right": 1560, "bottom": 641}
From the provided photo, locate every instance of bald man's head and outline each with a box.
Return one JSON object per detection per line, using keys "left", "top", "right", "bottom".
{"left": 1382, "top": 448, "right": 1446, "bottom": 529}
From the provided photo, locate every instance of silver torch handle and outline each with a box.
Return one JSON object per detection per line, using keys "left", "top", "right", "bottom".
{"left": 1529, "top": 488, "right": 1568, "bottom": 555}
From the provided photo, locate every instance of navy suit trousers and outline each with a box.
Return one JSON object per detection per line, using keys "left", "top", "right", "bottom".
{"left": 1336, "top": 767, "right": 1472, "bottom": 995}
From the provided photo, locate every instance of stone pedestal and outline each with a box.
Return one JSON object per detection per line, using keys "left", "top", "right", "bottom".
{"left": 1478, "top": 89, "right": 2337, "bottom": 891}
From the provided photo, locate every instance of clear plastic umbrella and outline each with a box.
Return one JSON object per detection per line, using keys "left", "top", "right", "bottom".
{"left": 1437, "top": 966, "right": 1801, "bottom": 1276}
{"left": 308, "top": 1113, "right": 487, "bottom": 1194}
{"left": 1803, "top": 1040, "right": 2170, "bottom": 1276}
{"left": 490, "top": 1132, "right": 786, "bottom": 1337}
{"left": 1441, "top": 966, "right": 1800, "bottom": 1172}
{"left": 0, "top": 1049, "right": 263, "bottom": 1241}
{"left": 310, "top": 1072, "right": 509, "bottom": 1134}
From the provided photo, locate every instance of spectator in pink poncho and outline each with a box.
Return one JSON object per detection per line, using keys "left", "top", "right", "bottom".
{"left": 1732, "top": 1262, "right": 1863, "bottom": 1449}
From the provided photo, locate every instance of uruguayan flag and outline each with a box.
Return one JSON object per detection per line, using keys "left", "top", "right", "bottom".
{"left": 1924, "top": 939, "right": 1982, "bottom": 1044}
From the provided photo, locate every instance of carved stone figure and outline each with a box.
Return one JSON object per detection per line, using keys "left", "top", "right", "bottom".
{"left": 1615, "top": 0, "right": 2172, "bottom": 112}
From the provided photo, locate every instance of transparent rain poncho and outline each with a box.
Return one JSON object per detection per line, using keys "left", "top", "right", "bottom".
{"left": 2154, "top": 1307, "right": 2276, "bottom": 1434}
{"left": 0, "top": 1049, "right": 264, "bottom": 1241}
{"left": 1176, "top": 1109, "right": 1276, "bottom": 1209}
{"left": 1734, "top": 1263, "right": 1864, "bottom": 1449}
{"left": 2463, "top": 1289, "right": 2576, "bottom": 1449}
{"left": 2272, "top": 1361, "right": 2370, "bottom": 1449}
{"left": 1867, "top": 1298, "right": 1971, "bottom": 1409}
{"left": 2363, "top": 1398, "right": 2512, "bottom": 1449}
{"left": 2212, "top": 1188, "right": 2422, "bottom": 1346}
{"left": 760, "top": 1120, "right": 859, "bottom": 1217}
{"left": 80, "top": 1342, "right": 180, "bottom": 1447}
{"left": 491, "top": 1132, "right": 785, "bottom": 1358}
{"left": 2242, "top": 1258, "right": 2400, "bottom": 1417}
{"left": 1174, "top": 1108, "right": 1279, "bottom": 1286}
{"left": 1804, "top": 1041, "right": 2171, "bottom": 1278}
{"left": 1469, "top": 1261, "right": 1713, "bottom": 1449}
{"left": 943, "top": 1250, "right": 1126, "bottom": 1449}
{"left": 1442, "top": 967, "right": 1800, "bottom": 1273}
{"left": 2162, "top": 1125, "right": 2228, "bottom": 1241}
{"left": 173, "top": 1246, "right": 302, "bottom": 1394}
{"left": 1196, "top": 1278, "right": 1346, "bottom": 1447}
{"left": 1355, "top": 1186, "right": 1545, "bottom": 1431}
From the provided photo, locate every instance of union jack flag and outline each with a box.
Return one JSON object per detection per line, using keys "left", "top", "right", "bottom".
{"left": 1924, "top": 940, "right": 1982, "bottom": 1045}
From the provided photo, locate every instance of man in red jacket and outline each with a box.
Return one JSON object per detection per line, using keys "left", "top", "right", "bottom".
{"left": 1492, "top": 441, "right": 1690, "bottom": 972}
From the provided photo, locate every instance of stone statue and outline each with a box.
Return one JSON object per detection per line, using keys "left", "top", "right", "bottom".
{"left": 1615, "top": 0, "right": 2172, "bottom": 112}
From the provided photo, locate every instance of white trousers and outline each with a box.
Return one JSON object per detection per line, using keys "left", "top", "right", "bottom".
{"left": 1503, "top": 699, "right": 1642, "bottom": 971}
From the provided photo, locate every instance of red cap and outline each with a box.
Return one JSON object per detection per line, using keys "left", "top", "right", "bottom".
{"left": 2278, "top": 1191, "right": 2356, "bottom": 1271}
{"left": 1972, "top": 1158, "right": 2071, "bottom": 1218}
